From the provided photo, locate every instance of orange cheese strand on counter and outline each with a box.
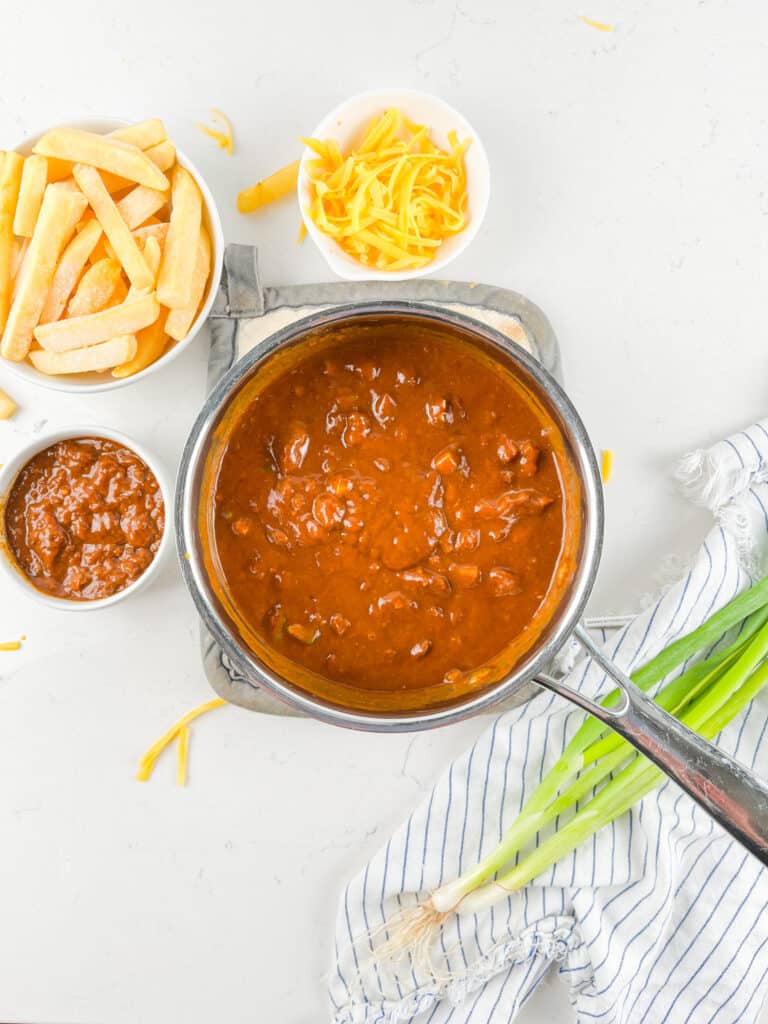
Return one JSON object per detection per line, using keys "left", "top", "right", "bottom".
{"left": 302, "top": 107, "right": 471, "bottom": 272}
{"left": 195, "top": 108, "right": 234, "bottom": 155}
{"left": 601, "top": 449, "right": 614, "bottom": 484}
{"left": 136, "top": 697, "right": 226, "bottom": 785}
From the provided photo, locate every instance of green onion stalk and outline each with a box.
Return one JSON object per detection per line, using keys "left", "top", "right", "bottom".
{"left": 379, "top": 578, "right": 768, "bottom": 955}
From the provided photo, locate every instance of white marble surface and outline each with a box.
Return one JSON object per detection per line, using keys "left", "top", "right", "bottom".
{"left": 1, "top": 0, "right": 767, "bottom": 1020}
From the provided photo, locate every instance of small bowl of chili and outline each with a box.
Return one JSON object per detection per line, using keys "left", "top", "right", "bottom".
{"left": 0, "top": 426, "right": 171, "bottom": 610}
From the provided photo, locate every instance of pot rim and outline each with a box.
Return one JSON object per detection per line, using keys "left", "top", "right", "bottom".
{"left": 175, "top": 301, "right": 604, "bottom": 731}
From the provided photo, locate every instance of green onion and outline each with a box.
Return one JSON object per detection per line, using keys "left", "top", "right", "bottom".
{"left": 460, "top": 653, "right": 768, "bottom": 912}
{"left": 379, "top": 578, "right": 768, "bottom": 944}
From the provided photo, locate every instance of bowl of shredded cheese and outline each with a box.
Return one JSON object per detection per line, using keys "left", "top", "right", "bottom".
{"left": 297, "top": 89, "right": 490, "bottom": 281}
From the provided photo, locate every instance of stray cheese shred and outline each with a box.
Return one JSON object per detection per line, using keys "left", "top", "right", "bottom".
{"left": 177, "top": 726, "right": 189, "bottom": 786}
{"left": 579, "top": 15, "right": 615, "bottom": 31}
{"left": 136, "top": 697, "right": 226, "bottom": 785}
{"left": 0, "top": 640, "right": 21, "bottom": 651}
{"left": 302, "top": 108, "right": 471, "bottom": 272}
{"left": 196, "top": 108, "right": 234, "bottom": 155}
{"left": 601, "top": 449, "right": 614, "bottom": 484}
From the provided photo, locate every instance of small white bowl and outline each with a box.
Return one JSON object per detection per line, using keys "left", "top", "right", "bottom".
{"left": 2, "top": 117, "right": 224, "bottom": 394}
{"left": 0, "top": 426, "right": 172, "bottom": 611}
{"left": 297, "top": 88, "right": 490, "bottom": 282}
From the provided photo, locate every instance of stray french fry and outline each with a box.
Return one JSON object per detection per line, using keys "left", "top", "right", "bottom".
{"left": 166, "top": 227, "right": 210, "bottom": 341}
{"left": 1, "top": 183, "right": 87, "bottom": 360}
{"left": 116, "top": 185, "right": 167, "bottom": 230}
{"left": 66, "top": 257, "right": 122, "bottom": 318}
{"left": 72, "top": 164, "right": 154, "bottom": 291}
{"left": 35, "top": 292, "right": 159, "bottom": 352}
{"left": 30, "top": 334, "right": 137, "bottom": 375}
{"left": 39, "top": 219, "right": 103, "bottom": 323}
{"left": 109, "top": 119, "right": 167, "bottom": 150}
{"left": 145, "top": 140, "right": 176, "bottom": 172}
{"left": 34, "top": 128, "right": 169, "bottom": 191}
{"left": 0, "top": 387, "right": 17, "bottom": 418}
{"left": 13, "top": 155, "right": 48, "bottom": 237}
{"left": 132, "top": 222, "right": 169, "bottom": 247}
{"left": 0, "top": 151, "right": 24, "bottom": 334}
{"left": 237, "top": 159, "right": 299, "bottom": 213}
{"left": 112, "top": 308, "right": 168, "bottom": 378}
{"left": 156, "top": 165, "right": 202, "bottom": 308}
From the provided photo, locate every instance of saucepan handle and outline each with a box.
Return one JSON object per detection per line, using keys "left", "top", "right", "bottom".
{"left": 536, "top": 623, "right": 768, "bottom": 866}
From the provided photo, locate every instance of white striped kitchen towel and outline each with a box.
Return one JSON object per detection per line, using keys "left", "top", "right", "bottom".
{"left": 330, "top": 418, "right": 768, "bottom": 1024}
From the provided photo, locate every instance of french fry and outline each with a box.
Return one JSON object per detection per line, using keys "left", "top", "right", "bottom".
{"left": 237, "top": 159, "right": 300, "bottom": 213}
{"left": 10, "top": 236, "right": 28, "bottom": 279}
{"left": 66, "top": 257, "right": 122, "bottom": 318}
{"left": 75, "top": 210, "right": 96, "bottom": 229}
{"left": 30, "top": 334, "right": 137, "bottom": 375}
{"left": 112, "top": 308, "right": 168, "bottom": 378}
{"left": 116, "top": 185, "right": 167, "bottom": 230}
{"left": 39, "top": 219, "right": 103, "bottom": 323}
{"left": 0, "top": 387, "right": 17, "bottom": 418}
{"left": 109, "top": 119, "right": 167, "bottom": 150}
{"left": 132, "top": 222, "right": 169, "bottom": 246}
{"left": 13, "top": 155, "right": 48, "bottom": 237}
{"left": 156, "top": 165, "right": 202, "bottom": 308}
{"left": 72, "top": 164, "right": 154, "bottom": 291}
{"left": 47, "top": 136, "right": 172, "bottom": 188}
{"left": 11, "top": 239, "right": 30, "bottom": 300}
{"left": 141, "top": 236, "right": 163, "bottom": 279}
{"left": 35, "top": 292, "right": 159, "bottom": 352}
{"left": 166, "top": 226, "right": 211, "bottom": 341}
{"left": 0, "top": 151, "right": 24, "bottom": 334}
{"left": 88, "top": 235, "right": 115, "bottom": 264}
{"left": 46, "top": 157, "right": 74, "bottom": 182}
{"left": 145, "top": 140, "right": 175, "bottom": 172}
{"left": 105, "top": 277, "right": 129, "bottom": 308}
{"left": 34, "top": 128, "right": 170, "bottom": 191}
{"left": 1, "top": 183, "right": 87, "bottom": 361}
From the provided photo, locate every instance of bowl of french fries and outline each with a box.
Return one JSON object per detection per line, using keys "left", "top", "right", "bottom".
{"left": 0, "top": 118, "right": 223, "bottom": 392}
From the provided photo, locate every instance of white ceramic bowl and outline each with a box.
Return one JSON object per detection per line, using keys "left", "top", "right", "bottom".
{"left": 0, "top": 426, "right": 172, "bottom": 611}
{"left": 2, "top": 117, "right": 224, "bottom": 393}
{"left": 297, "top": 88, "right": 490, "bottom": 282}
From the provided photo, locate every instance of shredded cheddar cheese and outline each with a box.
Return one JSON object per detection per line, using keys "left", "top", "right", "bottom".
{"left": 302, "top": 108, "right": 471, "bottom": 272}
{"left": 177, "top": 726, "right": 189, "bottom": 786}
{"left": 0, "top": 640, "right": 21, "bottom": 651}
{"left": 196, "top": 108, "right": 234, "bottom": 155}
{"left": 579, "top": 15, "right": 614, "bottom": 31}
{"left": 136, "top": 697, "right": 226, "bottom": 785}
{"left": 297, "top": 220, "right": 307, "bottom": 244}
{"left": 601, "top": 449, "right": 613, "bottom": 484}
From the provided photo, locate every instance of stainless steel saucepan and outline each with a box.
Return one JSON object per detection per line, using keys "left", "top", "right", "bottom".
{"left": 176, "top": 302, "right": 768, "bottom": 865}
